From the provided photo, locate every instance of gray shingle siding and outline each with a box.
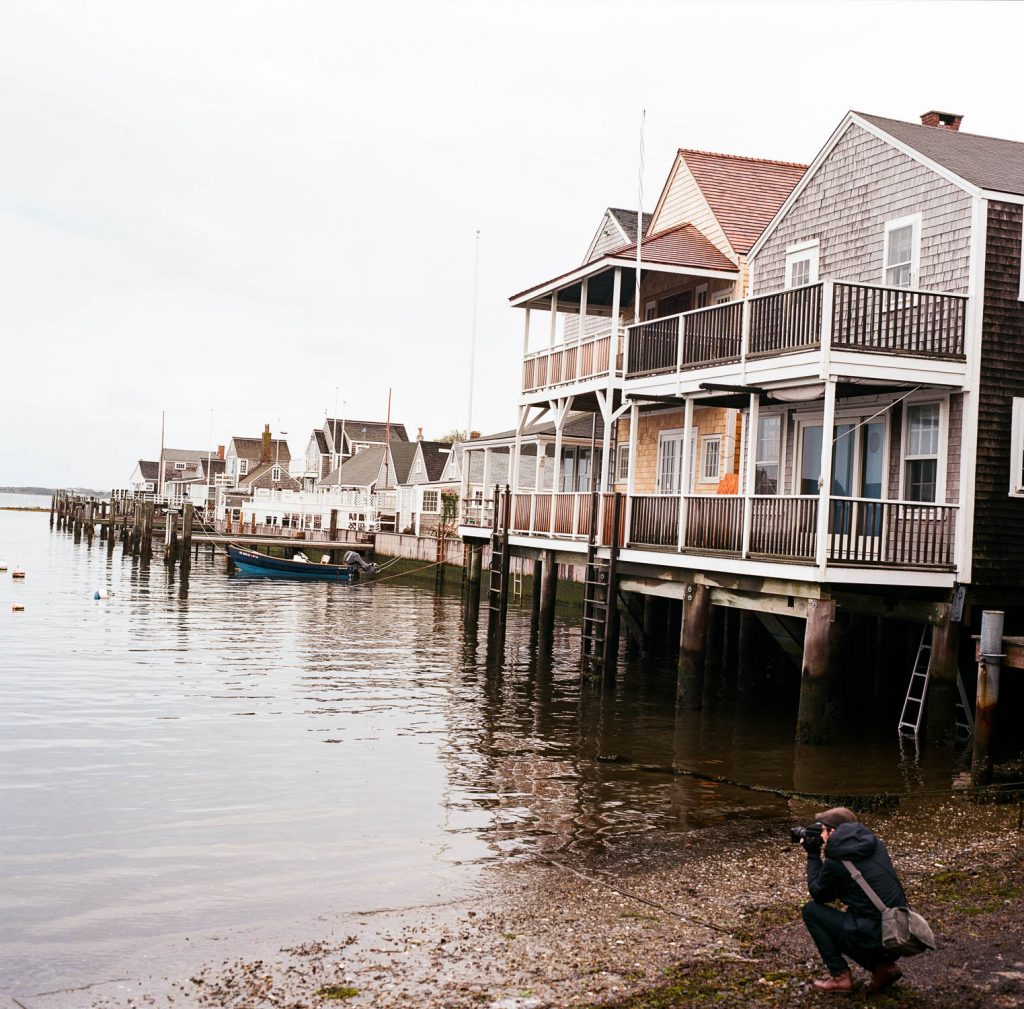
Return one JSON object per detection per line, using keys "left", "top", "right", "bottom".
{"left": 752, "top": 124, "right": 973, "bottom": 295}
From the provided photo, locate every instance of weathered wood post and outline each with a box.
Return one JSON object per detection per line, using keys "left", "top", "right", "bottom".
{"left": 677, "top": 583, "right": 711, "bottom": 709}
{"left": 107, "top": 501, "right": 117, "bottom": 555}
{"left": 465, "top": 542, "right": 482, "bottom": 586}
{"left": 538, "top": 549, "right": 557, "bottom": 641}
{"left": 73, "top": 501, "right": 83, "bottom": 543}
{"left": 530, "top": 558, "right": 543, "bottom": 623}
{"left": 164, "top": 510, "right": 178, "bottom": 567}
{"left": 602, "top": 493, "right": 624, "bottom": 686}
{"left": 796, "top": 597, "right": 838, "bottom": 744}
{"left": 180, "top": 503, "right": 194, "bottom": 574}
{"left": 49, "top": 494, "right": 56, "bottom": 528}
{"left": 971, "top": 610, "right": 1004, "bottom": 787}
{"left": 140, "top": 503, "right": 154, "bottom": 562}
{"left": 85, "top": 499, "right": 95, "bottom": 544}
{"left": 99, "top": 500, "right": 107, "bottom": 541}
{"left": 926, "top": 607, "right": 959, "bottom": 745}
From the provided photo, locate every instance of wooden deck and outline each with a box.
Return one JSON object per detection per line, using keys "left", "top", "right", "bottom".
{"left": 193, "top": 533, "right": 372, "bottom": 552}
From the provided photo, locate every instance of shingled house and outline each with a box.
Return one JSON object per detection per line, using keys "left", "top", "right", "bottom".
{"left": 301, "top": 417, "right": 410, "bottom": 488}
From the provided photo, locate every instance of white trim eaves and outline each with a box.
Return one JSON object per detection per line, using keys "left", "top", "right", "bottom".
{"left": 850, "top": 114, "right": 981, "bottom": 199}
{"left": 647, "top": 152, "right": 683, "bottom": 236}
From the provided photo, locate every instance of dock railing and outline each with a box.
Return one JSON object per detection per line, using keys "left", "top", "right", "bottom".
{"left": 521, "top": 323, "right": 620, "bottom": 394}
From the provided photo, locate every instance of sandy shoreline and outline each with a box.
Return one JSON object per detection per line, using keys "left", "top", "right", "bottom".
{"left": 7, "top": 796, "right": 1021, "bottom": 1009}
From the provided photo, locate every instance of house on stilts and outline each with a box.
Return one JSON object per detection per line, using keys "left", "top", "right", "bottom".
{"left": 460, "top": 108, "right": 1024, "bottom": 747}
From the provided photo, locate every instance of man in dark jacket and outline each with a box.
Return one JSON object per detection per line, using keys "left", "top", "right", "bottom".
{"left": 800, "top": 806, "right": 906, "bottom": 994}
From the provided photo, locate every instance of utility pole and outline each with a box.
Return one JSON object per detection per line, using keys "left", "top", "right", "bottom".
{"left": 467, "top": 230, "right": 481, "bottom": 438}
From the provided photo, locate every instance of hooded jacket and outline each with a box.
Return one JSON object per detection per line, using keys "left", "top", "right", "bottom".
{"left": 807, "top": 822, "right": 908, "bottom": 921}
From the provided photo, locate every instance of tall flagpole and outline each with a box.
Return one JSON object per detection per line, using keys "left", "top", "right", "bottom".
{"left": 467, "top": 230, "right": 481, "bottom": 438}
{"left": 635, "top": 109, "right": 646, "bottom": 325}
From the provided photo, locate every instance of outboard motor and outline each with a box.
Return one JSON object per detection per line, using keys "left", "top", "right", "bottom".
{"left": 344, "top": 550, "right": 379, "bottom": 574}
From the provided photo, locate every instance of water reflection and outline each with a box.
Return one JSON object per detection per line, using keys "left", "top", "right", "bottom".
{"left": 0, "top": 513, "right": 965, "bottom": 993}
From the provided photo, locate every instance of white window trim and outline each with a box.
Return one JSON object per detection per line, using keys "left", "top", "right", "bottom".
{"left": 785, "top": 238, "right": 820, "bottom": 289}
{"left": 898, "top": 397, "right": 947, "bottom": 503}
{"left": 617, "top": 443, "right": 630, "bottom": 482}
{"left": 1019, "top": 225, "right": 1024, "bottom": 302}
{"left": 754, "top": 412, "right": 785, "bottom": 495}
{"left": 694, "top": 284, "right": 708, "bottom": 309}
{"left": 699, "top": 435, "right": 722, "bottom": 483}
{"left": 238, "top": 459, "right": 248, "bottom": 476}
{"left": 657, "top": 428, "right": 697, "bottom": 494}
{"left": 271, "top": 466, "right": 282, "bottom": 481}
{"left": 174, "top": 461, "right": 187, "bottom": 471}
{"left": 882, "top": 213, "right": 922, "bottom": 289}
{"left": 1010, "top": 398, "right": 1024, "bottom": 496}
{"left": 712, "top": 288, "right": 733, "bottom": 305}
{"left": 644, "top": 300, "right": 659, "bottom": 321}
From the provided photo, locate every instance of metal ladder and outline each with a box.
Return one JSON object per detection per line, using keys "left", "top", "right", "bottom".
{"left": 510, "top": 566, "right": 523, "bottom": 603}
{"left": 486, "top": 487, "right": 511, "bottom": 642}
{"left": 898, "top": 625, "right": 974, "bottom": 738}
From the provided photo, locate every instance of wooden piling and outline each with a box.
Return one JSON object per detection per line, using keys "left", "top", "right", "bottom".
{"left": 140, "top": 503, "right": 154, "bottom": 562}
{"left": 180, "top": 503, "right": 194, "bottom": 573}
{"left": 465, "top": 542, "right": 482, "bottom": 586}
{"left": 164, "top": 510, "right": 178, "bottom": 567}
{"left": 796, "top": 597, "right": 837, "bottom": 744}
{"left": 539, "top": 550, "right": 557, "bottom": 640}
{"left": 49, "top": 494, "right": 55, "bottom": 528}
{"left": 926, "top": 612, "right": 959, "bottom": 745}
{"left": 677, "top": 583, "right": 711, "bottom": 709}
{"left": 972, "top": 610, "right": 1003, "bottom": 787}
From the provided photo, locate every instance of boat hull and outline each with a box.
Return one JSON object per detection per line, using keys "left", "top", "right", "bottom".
{"left": 227, "top": 546, "right": 358, "bottom": 582}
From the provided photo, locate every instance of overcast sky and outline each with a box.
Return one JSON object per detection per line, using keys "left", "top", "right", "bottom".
{"left": 2, "top": 0, "right": 1021, "bottom": 487}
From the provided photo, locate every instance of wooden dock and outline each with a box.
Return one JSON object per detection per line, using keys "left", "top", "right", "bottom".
{"left": 193, "top": 533, "right": 371, "bottom": 552}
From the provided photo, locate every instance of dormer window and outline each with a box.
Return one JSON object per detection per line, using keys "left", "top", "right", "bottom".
{"left": 174, "top": 462, "right": 187, "bottom": 471}
{"left": 884, "top": 214, "right": 921, "bottom": 289}
{"left": 238, "top": 459, "right": 248, "bottom": 476}
{"left": 271, "top": 466, "right": 282, "bottom": 481}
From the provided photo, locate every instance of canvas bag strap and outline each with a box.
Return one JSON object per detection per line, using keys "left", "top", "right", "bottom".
{"left": 841, "top": 859, "right": 890, "bottom": 914}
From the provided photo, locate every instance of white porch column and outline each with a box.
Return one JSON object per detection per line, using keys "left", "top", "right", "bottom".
{"left": 677, "top": 397, "right": 695, "bottom": 551}
{"left": 627, "top": 402, "right": 639, "bottom": 497}
{"left": 523, "top": 307, "right": 531, "bottom": 355}
{"left": 742, "top": 394, "right": 759, "bottom": 557}
{"left": 481, "top": 447, "right": 493, "bottom": 517}
{"left": 510, "top": 406, "right": 527, "bottom": 496}
{"left": 815, "top": 379, "right": 838, "bottom": 573}
{"left": 578, "top": 276, "right": 589, "bottom": 341}
{"left": 597, "top": 391, "right": 613, "bottom": 492}
{"left": 549, "top": 291, "right": 558, "bottom": 347}
{"left": 610, "top": 267, "right": 622, "bottom": 379}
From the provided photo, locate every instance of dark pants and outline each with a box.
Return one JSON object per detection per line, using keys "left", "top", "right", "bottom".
{"left": 802, "top": 901, "right": 897, "bottom": 976}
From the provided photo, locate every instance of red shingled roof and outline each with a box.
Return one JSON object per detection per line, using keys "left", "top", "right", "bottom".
{"left": 675, "top": 150, "right": 807, "bottom": 255}
{"left": 611, "top": 222, "right": 737, "bottom": 273}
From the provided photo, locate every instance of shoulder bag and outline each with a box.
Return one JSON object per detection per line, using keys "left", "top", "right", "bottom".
{"left": 841, "top": 859, "right": 936, "bottom": 957}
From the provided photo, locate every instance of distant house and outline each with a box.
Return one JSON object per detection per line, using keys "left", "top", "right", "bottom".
{"left": 301, "top": 417, "right": 410, "bottom": 488}
{"left": 226, "top": 425, "right": 297, "bottom": 489}
{"left": 128, "top": 460, "right": 159, "bottom": 494}
{"left": 397, "top": 438, "right": 460, "bottom": 534}
{"left": 167, "top": 453, "right": 228, "bottom": 508}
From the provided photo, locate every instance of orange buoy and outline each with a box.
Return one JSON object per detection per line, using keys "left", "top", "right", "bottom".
{"left": 11, "top": 603, "right": 25, "bottom": 612}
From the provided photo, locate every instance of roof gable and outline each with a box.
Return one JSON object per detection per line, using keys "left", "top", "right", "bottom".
{"left": 318, "top": 444, "right": 387, "bottom": 488}
{"left": 583, "top": 208, "right": 652, "bottom": 264}
{"left": 609, "top": 222, "right": 738, "bottom": 273}
{"left": 856, "top": 112, "right": 1024, "bottom": 196}
{"left": 680, "top": 150, "right": 807, "bottom": 255}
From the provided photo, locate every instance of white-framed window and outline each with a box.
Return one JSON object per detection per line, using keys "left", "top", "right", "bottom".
{"left": 144, "top": 481, "right": 154, "bottom": 492}
{"left": 754, "top": 415, "right": 782, "bottom": 494}
{"left": 902, "top": 402, "right": 942, "bottom": 502}
{"left": 238, "top": 459, "right": 248, "bottom": 476}
{"left": 271, "top": 466, "right": 282, "bottom": 481}
{"left": 174, "top": 461, "right": 187, "bottom": 471}
{"left": 422, "top": 490, "right": 439, "bottom": 513}
{"left": 712, "top": 288, "right": 733, "bottom": 305}
{"left": 694, "top": 284, "right": 708, "bottom": 309}
{"left": 644, "top": 300, "right": 659, "bottom": 321}
{"left": 1010, "top": 398, "right": 1024, "bottom": 496}
{"left": 413, "top": 456, "right": 423, "bottom": 475}
{"left": 785, "top": 239, "right": 820, "bottom": 289}
{"left": 883, "top": 213, "right": 921, "bottom": 289}
{"left": 617, "top": 444, "right": 630, "bottom": 482}
{"left": 657, "top": 429, "right": 696, "bottom": 495}
{"left": 700, "top": 435, "right": 721, "bottom": 482}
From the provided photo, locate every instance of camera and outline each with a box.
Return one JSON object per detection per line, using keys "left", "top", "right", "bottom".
{"left": 789, "top": 822, "right": 825, "bottom": 845}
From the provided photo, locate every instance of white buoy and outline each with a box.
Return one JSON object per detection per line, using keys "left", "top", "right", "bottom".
{"left": 93, "top": 590, "right": 114, "bottom": 600}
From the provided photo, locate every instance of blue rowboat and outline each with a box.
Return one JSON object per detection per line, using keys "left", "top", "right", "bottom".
{"left": 227, "top": 545, "right": 359, "bottom": 582}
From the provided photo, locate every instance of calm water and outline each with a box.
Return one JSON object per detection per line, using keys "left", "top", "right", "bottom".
{"left": 0, "top": 509, "right": 957, "bottom": 994}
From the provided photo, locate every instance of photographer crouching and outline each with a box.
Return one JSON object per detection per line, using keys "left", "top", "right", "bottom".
{"left": 797, "top": 807, "right": 906, "bottom": 995}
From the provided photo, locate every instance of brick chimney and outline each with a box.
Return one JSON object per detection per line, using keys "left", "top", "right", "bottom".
{"left": 217, "top": 444, "right": 225, "bottom": 460}
{"left": 417, "top": 426, "right": 424, "bottom": 442}
{"left": 920, "top": 110, "right": 963, "bottom": 132}
{"left": 261, "top": 424, "right": 272, "bottom": 464}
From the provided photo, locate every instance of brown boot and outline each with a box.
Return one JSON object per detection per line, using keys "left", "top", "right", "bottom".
{"left": 813, "top": 970, "right": 854, "bottom": 994}
{"left": 867, "top": 962, "right": 903, "bottom": 994}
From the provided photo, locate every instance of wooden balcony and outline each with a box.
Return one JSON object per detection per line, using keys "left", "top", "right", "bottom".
{"left": 625, "top": 280, "right": 967, "bottom": 382}
{"left": 487, "top": 490, "right": 957, "bottom": 573}
{"left": 521, "top": 326, "right": 621, "bottom": 394}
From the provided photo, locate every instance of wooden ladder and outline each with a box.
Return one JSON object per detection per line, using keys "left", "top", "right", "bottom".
{"left": 487, "top": 485, "right": 511, "bottom": 642}
{"left": 580, "top": 492, "right": 622, "bottom": 683}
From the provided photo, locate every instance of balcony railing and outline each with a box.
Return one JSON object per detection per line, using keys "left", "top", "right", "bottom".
{"left": 624, "top": 280, "right": 968, "bottom": 381}
{"left": 484, "top": 491, "right": 957, "bottom": 572}
{"left": 522, "top": 326, "right": 620, "bottom": 393}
